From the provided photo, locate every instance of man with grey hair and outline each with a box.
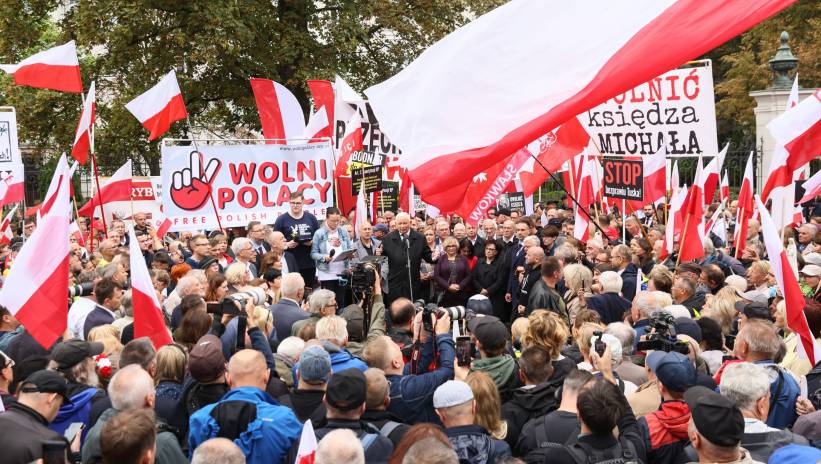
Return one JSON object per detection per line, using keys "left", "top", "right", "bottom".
{"left": 191, "top": 438, "right": 246, "bottom": 464}
{"left": 481, "top": 218, "right": 497, "bottom": 241}
{"left": 270, "top": 272, "right": 309, "bottom": 338}
{"left": 403, "top": 437, "right": 458, "bottom": 464}
{"left": 82, "top": 365, "right": 187, "bottom": 464}
{"left": 112, "top": 289, "right": 134, "bottom": 334}
{"left": 611, "top": 244, "right": 638, "bottom": 301}
{"left": 380, "top": 211, "right": 433, "bottom": 305}
{"left": 732, "top": 320, "right": 800, "bottom": 429}
{"left": 587, "top": 271, "right": 631, "bottom": 324}
{"left": 630, "top": 291, "right": 661, "bottom": 348}
{"left": 163, "top": 271, "right": 205, "bottom": 315}
{"left": 315, "top": 429, "right": 365, "bottom": 464}
{"left": 605, "top": 322, "right": 647, "bottom": 386}
{"left": 231, "top": 236, "right": 259, "bottom": 278}
{"left": 68, "top": 270, "right": 101, "bottom": 339}
{"left": 709, "top": 362, "right": 808, "bottom": 461}
{"left": 291, "top": 288, "right": 337, "bottom": 336}
{"left": 311, "top": 316, "right": 368, "bottom": 373}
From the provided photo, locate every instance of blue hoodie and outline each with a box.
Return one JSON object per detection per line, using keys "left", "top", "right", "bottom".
{"left": 188, "top": 386, "right": 301, "bottom": 464}
{"left": 291, "top": 340, "right": 367, "bottom": 381}
{"left": 49, "top": 386, "right": 100, "bottom": 444}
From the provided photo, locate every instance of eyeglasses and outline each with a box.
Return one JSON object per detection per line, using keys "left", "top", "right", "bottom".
{"left": 485, "top": 248, "right": 497, "bottom": 252}
{"left": 3, "top": 358, "right": 14, "bottom": 369}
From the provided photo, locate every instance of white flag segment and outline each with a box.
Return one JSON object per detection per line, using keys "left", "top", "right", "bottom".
{"left": 703, "top": 143, "right": 728, "bottom": 204}
{"left": 72, "top": 81, "right": 96, "bottom": 165}
{"left": 643, "top": 144, "right": 666, "bottom": 204}
{"left": 756, "top": 196, "right": 821, "bottom": 365}
{"left": 365, "top": 0, "right": 794, "bottom": 211}
{"left": 354, "top": 182, "right": 369, "bottom": 238}
{"left": 0, "top": 205, "right": 18, "bottom": 245}
{"left": 0, "top": 41, "right": 82, "bottom": 93}
{"left": 125, "top": 71, "right": 187, "bottom": 141}
{"left": 76, "top": 160, "right": 133, "bottom": 217}
{"left": 0, "top": 160, "right": 71, "bottom": 349}
{"left": 296, "top": 419, "right": 318, "bottom": 464}
{"left": 799, "top": 169, "right": 821, "bottom": 204}
{"left": 303, "top": 106, "right": 329, "bottom": 140}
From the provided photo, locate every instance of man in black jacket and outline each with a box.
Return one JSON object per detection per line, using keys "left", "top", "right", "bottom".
{"left": 278, "top": 345, "right": 330, "bottom": 425}
{"left": 362, "top": 368, "right": 410, "bottom": 447}
{"left": 268, "top": 273, "right": 309, "bottom": 338}
{"left": 381, "top": 212, "right": 433, "bottom": 305}
{"left": 0, "top": 370, "right": 72, "bottom": 464}
{"left": 611, "top": 245, "right": 638, "bottom": 302}
{"left": 512, "top": 238, "right": 544, "bottom": 319}
{"left": 501, "top": 346, "right": 561, "bottom": 450}
{"left": 526, "top": 257, "right": 567, "bottom": 321}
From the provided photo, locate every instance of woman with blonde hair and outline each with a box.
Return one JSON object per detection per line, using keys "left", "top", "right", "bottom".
{"left": 155, "top": 343, "right": 188, "bottom": 402}
{"left": 224, "top": 262, "right": 251, "bottom": 292}
{"left": 433, "top": 236, "right": 472, "bottom": 306}
{"left": 700, "top": 286, "right": 739, "bottom": 335}
{"left": 522, "top": 310, "right": 575, "bottom": 381}
{"left": 466, "top": 371, "right": 508, "bottom": 441}
{"left": 562, "top": 263, "right": 593, "bottom": 323}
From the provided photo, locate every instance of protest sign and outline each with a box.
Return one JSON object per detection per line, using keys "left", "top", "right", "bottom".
{"left": 603, "top": 158, "right": 643, "bottom": 201}
{"left": 351, "top": 165, "right": 383, "bottom": 195}
{"left": 336, "top": 101, "right": 405, "bottom": 180}
{"left": 379, "top": 181, "right": 399, "bottom": 212}
{"left": 161, "top": 141, "right": 334, "bottom": 231}
{"left": 581, "top": 61, "right": 717, "bottom": 157}
{"left": 0, "top": 108, "right": 25, "bottom": 186}
{"left": 497, "top": 192, "right": 525, "bottom": 212}
{"left": 413, "top": 194, "right": 426, "bottom": 213}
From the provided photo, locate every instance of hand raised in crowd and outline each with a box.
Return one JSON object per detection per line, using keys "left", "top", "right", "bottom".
{"left": 454, "top": 357, "right": 470, "bottom": 381}
{"left": 796, "top": 396, "right": 816, "bottom": 416}
{"left": 244, "top": 297, "right": 257, "bottom": 327}
{"left": 412, "top": 310, "right": 427, "bottom": 344}
{"left": 590, "top": 342, "right": 616, "bottom": 385}
{"left": 434, "top": 312, "right": 452, "bottom": 336}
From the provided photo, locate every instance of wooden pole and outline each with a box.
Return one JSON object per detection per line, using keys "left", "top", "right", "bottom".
{"left": 675, "top": 212, "right": 691, "bottom": 267}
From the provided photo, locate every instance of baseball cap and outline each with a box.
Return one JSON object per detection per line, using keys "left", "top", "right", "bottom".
{"left": 805, "top": 253, "right": 821, "bottom": 266}
{"left": 684, "top": 385, "right": 744, "bottom": 447}
{"left": 50, "top": 339, "right": 104, "bottom": 370}
{"left": 467, "top": 316, "right": 509, "bottom": 351}
{"left": 373, "top": 224, "right": 389, "bottom": 233}
{"left": 189, "top": 335, "right": 226, "bottom": 383}
{"left": 674, "top": 317, "right": 703, "bottom": 343}
{"left": 433, "top": 380, "right": 474, "bottom": 409}
{"left": 18, "top": 370, "right": 72, "bottom": 402}
{"left": 800, "top": 264, "right": 821, "bottom": 277}
{"left": 768, "top": 444, "right": 821, "bottom": 464}
{"left": 734, "top": 289, "right": 769, "bottom": 305}
{"left": 198, "top": 257, "right": 218, "bottom": 271}
{"left": 341, "top": 305, "right": 365, "bottom": 342}
{"left": 298, "top": 346, "right": 332, "bottom": 385}
{"left": 646, "top": 351, "right": 696, "bottom": 393}
{"left": 325, "top": 368, "right": 367, "bottom": 411}
{"left": 734, "top": 301, "right": 772, "bottom": 321}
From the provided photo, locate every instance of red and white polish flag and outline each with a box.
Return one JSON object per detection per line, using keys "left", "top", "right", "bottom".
{"left": 71, "top": 81, "right": 96, "bottom": 165}
{"left": 669, "top": 160, "right": 680, "bottom": 193}
{"left": 0, "top": 159, "right": 71, "bottom": 348}
{"left": 642, "top": 144, "right": 667, "bottom": 206}
{"left": 128, "top": 225, "right": 172, "bottom": 349}
{"left": 734, "top": 152, "right": 755, "bottom": 259}
{"left": 151, "top": 205, "right": 172, "bottom": 238}
{"left": 518, "top": 118, "right": 591, "bottom": 197}
{"left": 703, "top": 144, "right": 728, "bottom": 205}
{"left": 678, "top": 158, "right": 705, "bottom": 263}
{"left": 757, "top": 195, "right": 821, "bottom": 365}
{"left": 0, "top": 167, "right": 24, "bottom": 210}
{"left": 77, "top": 160, "right": 132, "bottom": 217}
{"left": 250, "top": 78, "right": 306, "bottom": 144}
{"left": 365, "top": 0, "right": 794, "bottom": 213}
{"left": 38, "top": 154, "right": 76, "bottom": 218}
{"left": 295, "top": 419, "right": 318, "bottom": 464}
{"left": 661, "top": 185, "right": 688, "bottom": 260}
{"left": 307, "top": 79, "right": 335, "bottom": 136}
{"left": 69, "top": 220, "right": 84, "bottom": 246}
{"left": 720, "top": 171, "right": 730, "bottom": 204}
{"left": 798, "top": 169, "right": 821, "bottom": 205}
{"left": 0, "top": 205, "right": 18, "bottom": 245}
{"left": 0, "top": 41, "right": 83, "bottom": 93}
{"left": 126, "top": 71, "right": 188, "bottom": 141}
{"left": 303, "top": 106, "right": 331, "bottom": 142}
{"left": 334, "top": 110, "right": 364, "bottom": 178}
{"left": 573, "top": 154, "right": 595, "bottom": 243}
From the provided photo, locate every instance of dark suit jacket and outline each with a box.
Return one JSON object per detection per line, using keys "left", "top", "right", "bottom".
{"left": 381, "top": 229, "right": 433, "bottom": 303}
{"left": 269, "top": 298, "right": 310, "bottom": 339}
{"left": 587, "top": 292, "right": 632, "bottom": 325}
{"left": 253, "top": 241, "right": 272, "bottom": 273}
{"left": 83, "top": 306, "right": 115, "bottom": 339}
{"left": 471, "top": 236, "right": 487, "bottom": 260}
{"left": 283, "top": 251, "right": 299, "bottom": 274}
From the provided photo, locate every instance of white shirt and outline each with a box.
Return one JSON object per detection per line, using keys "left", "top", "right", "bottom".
{"left": 317, "top": 229, "right": 345, "bottom": 281}
{"left": 280, "top": 255, "right": 290, "bottom": 274}
{"left": 68, "top": 297, "right": 97, "bottom": 339}
{"left": 743, "top": 418, "right": 778, "bottom": 433}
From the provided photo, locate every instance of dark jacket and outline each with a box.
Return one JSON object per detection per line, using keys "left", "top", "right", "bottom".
{"left": 501, "top": 379, "right": 562, "bottom": 450}
{"left": 446, "top": 424, "right": 512, "bottom": 464}
{"left": 515, "top": 264, "right": 542, "bottom": 315}
{"left": 620, "top": 263, "right": 639, "bottom": 302}
{"left": 282, "top": 250, "right": 299, "bottom": 274}
{"left": 83, "top": 306, "right": 115, "bottom": 339}
{"left": 277, "top": 389, "right": 326, "bottom": 423}
{"left": 539, "top": 407, "right": 646, "bottom": 464}
{"left": 680, "top": 290, "right": 707, "bottom": 317}
{"left": 311, "top": 419, "right": 394, "bottom": 463}
{"left": 381, "top": 229, "right": 433, "bottom": 304}
{"left": 587, "top": 292, "right": 632, "bottom": 325}
{"left": 506, "top": 243, "right": 527, "bottom": 299}
{"left": 361, "top": 409, "right": 410, "bottom": 447}
{"left": 683, "top": 428, "right": 808, "bottom": 463}
{"left": 433, "top": 254, "right": 472, "bottom": 306}
{"left": 82, "top": 407, "right": 187, "bottom": 464}
{"left": 386, "top": 333, "right": 455, "bottom": 425}
{"left": 472, "top": 257, "right": 508, "bottom": 321}
{"left": 526, "top": 280, "right": 567, "bottom": 321}
{"left": 268, "top": 300, "right": 311, "bottom": 341}
{"left": 0, "top": 401, "right": 67, "bottom": 464}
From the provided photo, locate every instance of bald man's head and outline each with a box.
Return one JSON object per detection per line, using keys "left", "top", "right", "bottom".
{"left": 226, "top": 349, "right": 269, "bottom": 389}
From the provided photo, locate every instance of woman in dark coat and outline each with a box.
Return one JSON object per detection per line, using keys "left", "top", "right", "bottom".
{"left": 472, "top": 238, "right": 508, "bottom": 320}
{"left": 434, "top": 236, "right": 472, "bottom": 307}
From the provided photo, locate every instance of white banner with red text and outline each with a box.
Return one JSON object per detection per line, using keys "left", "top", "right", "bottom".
{"left": 161, "top": 141, "right": 334, "bottom": 231}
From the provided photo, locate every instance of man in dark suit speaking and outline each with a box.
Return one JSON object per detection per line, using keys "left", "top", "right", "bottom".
{"left": 380, "top": 212, "right": 434, "bottom": 305}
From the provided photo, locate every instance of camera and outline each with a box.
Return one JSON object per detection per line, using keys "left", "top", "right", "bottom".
{"left": 207, "top": 287, "right": 267, "bottom": 316}
{"left": 351, "top": 257, "right": 381, "bottom": 295}
{"left": 636, "top": 311, "right": 689, "bottom": 354}
{"left": 592, "top": 330, "right": 606, "bottom": 357}
{"left": 68, "top": 282, "right": 94, "bottom": 298}
{"left": 415, "top": 299, "right": 467, "bottom": 332}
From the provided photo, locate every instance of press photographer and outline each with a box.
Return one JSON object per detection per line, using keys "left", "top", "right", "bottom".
{"left": 342, "top": 259, "right": 387, "bottom": 356}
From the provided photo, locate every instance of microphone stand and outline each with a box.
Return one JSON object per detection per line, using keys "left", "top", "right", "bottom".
{"left": 405, "top": 235, "right": 414, "bottom": 302}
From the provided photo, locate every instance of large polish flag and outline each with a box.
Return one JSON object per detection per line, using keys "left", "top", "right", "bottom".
{"left": 0, "top": 160, "right": 71, "bottom": 348}
{"left": 365, "top": 0, "right": 794, "bottom": 212}
{"left": 250, "top": 78, "right": 306, "bottom": 144}
{"left": 0, "top": 205, "right": 18, "bottom": 245}
{"left": 642, "top": 144, "right": 667, "bottom": 206}
{"left": 517, "top": 118, "right": 591, "bottom": 197}
{"left": 702, "top": 143, "right": 728, "bottom": 205}
{"left": 128, "top": 226, "right": 172, "bottom": 349}
{"left": 71, "top": 81, "right": 96, "bottom": 165}
{"left": 0, "top": 41, "right": 83, "bottom": 93}
{"left": 126, "top": 71, "right": 188, "bottom": 141}
{"left": 762, "top": 82, "right": 819, "bottom": 202}
{"left": 734, "top": 152, "right": 755, "bottom": 259}
{"left": 77, "top": 160, "right": 132, "bottom": 217}
{"left": 720, "top": 171, "right": 730, "bottom": 204}
{"left": 39, "top": 154, "right": 76, "bottom": 218}
{"left": 334, "top": 110, "right": 364, "bottom": 178}
{"left": 798, "top": 169, "right": 821, "bottom": 205}
{"left": 758, "top": 196, "right": 821, "bottom": 365}
{"left": 307, "top": 79, "right": 335, "bottom": 137}
{"left": 678, "top": 159, "right": 705, "bottom": 263}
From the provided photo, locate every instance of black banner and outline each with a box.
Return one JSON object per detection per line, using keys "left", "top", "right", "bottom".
{"left": 352, "top": 165, "right": 383, "bottom": 195}
{"left": 379, "top": 181, "right": 399, "bottom": 212}
{"left": 603, "top": 159, "right": 644, "bottom": 201}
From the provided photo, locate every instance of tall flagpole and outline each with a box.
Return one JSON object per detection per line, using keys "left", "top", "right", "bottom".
{"left": 185, "top": 115, "right": 224, "bottom": 233}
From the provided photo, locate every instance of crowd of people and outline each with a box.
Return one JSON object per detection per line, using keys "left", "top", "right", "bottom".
{"left": 0, "top": 190, "right": 820, "bottom": 464}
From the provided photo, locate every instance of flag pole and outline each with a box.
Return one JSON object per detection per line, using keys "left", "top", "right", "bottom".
{"left": 185, "top": 116, "right": 224, "bottom": 233}
{"left": 622, "top": 199, "right": 626, "bottom": 242}
{"left": 676, "top": 213, "right": 691, "bottom": 267}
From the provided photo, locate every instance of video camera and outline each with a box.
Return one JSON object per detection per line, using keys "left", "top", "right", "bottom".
{"left": 68, "top": 282, "right": 94, "bottom": 298}
{"left": 351, "top": 256, "right": 382, "bottom": 295}
{"left": 206, "top": 287, "right": 267, "bottom": 315}
{"left": 414, "top": 299, "right": 467, "bottom": 333}
{"left": 635, "top": 311, "right": 689, "bottom": 354}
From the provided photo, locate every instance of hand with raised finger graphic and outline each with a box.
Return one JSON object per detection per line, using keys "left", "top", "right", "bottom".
{"left": 170, "top": 151, "right": 221, "bottom": 211}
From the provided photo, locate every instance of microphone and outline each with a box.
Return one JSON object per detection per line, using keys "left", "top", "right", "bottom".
{"left": 329, "top": 249, "right": 336, "bottom": 258}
